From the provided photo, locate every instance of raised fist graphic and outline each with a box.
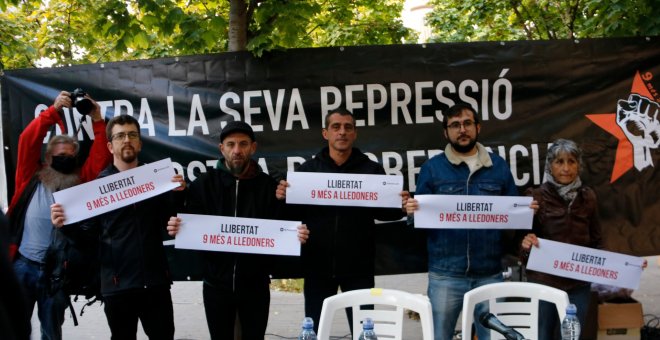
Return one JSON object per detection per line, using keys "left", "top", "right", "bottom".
{"left": 616, "top": 94, "right": 660, "bottom": 170}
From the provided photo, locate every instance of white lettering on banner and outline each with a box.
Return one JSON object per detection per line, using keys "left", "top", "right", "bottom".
{"left": 188, "top": 94, "right": 209, "bottom": 135}
{"left": 220, "top": 88, "right": 309, "bottom": 131}
{"left": 169, "top": 142, "right": 548, "bottom": 189}
{"left": 41, "top": 71, "right": 515, "bottom": 140}
{"left": 137, "top": 97, "right": 156, "bottom": 136}
{"left": 526, "top": 238, "right": 644, "bottom": 290}
{"left": 38, "top": 68, "right": 516, "bottom": 144}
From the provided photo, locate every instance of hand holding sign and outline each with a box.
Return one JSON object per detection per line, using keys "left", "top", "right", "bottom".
{"left": 297, "top": 224, "right": 309, "bottom": 244}
{"left": 521, "top": 233, "right": 539, "bottom": 251}
{"left": 167, "top": 216, "right": 182, "bottom": 237}
{"left": 405, "top": 197, "right": 419, "bottom": 216}
{"left": 50, "top": 203, "right": 66, "bottom": 228}
{"left": 276, "top": 180, "right": 288, "bottom": 200}
{"left": 171, "top": 173, "right": 186, "bottom": 191}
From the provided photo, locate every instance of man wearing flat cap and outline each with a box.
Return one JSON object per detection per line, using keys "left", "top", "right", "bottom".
{"left": 167, "top": 120, "right": 309, "bottom": 340}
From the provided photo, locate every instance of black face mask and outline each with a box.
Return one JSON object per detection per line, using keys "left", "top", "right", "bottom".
{"left": 50, "top": 155, "right": 77, "bottom": 174}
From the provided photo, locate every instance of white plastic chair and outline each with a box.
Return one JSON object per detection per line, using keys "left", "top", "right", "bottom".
{"left": 461, "top": 282, "right": 570, "bottom": 340}
{"left": 316, "top": 288, "right": 434, "bottom": 340}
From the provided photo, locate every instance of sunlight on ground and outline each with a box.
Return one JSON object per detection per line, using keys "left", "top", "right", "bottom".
{"left": 270, "top": 278, "right": 304, "bottom": 293}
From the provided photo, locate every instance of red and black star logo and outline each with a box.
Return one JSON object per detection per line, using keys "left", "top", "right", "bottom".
{"left": 586, "top": 71, "right": 657, "bottom": 183}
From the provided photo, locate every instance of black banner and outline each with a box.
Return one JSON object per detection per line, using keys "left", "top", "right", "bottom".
{"left": 2, "top": 37, "right": 659, "bottom": 278}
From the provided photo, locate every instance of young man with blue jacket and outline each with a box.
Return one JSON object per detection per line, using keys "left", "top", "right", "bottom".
{"left": 406, "top": 103, "right": 520, "bottom": 340}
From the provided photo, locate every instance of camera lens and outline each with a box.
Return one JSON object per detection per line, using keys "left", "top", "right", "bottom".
{"left": 71, "top": 88, "right": 93, "bottom": 115}
{"left": 75, "top": 97, "right": 94, "bottom": 115}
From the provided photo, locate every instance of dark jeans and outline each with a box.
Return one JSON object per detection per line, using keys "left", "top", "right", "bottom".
{"left": 103, "top": 286, "right": 174, "bottom": 340}
{"left": 13, "top": 254, "right": 67, "bottom": 340}
{"left": 203, "top": 282, "right": 270, "bottom": 340}
{"left": 304, "top": 275, "right": 374, "bottom": 334}
{"left": 538, "top": 284, "right": 592, "bottom": 340}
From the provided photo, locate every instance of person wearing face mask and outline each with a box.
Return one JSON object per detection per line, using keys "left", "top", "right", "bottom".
{"left": 7, "top": 90, "right": 111, "bottom": 340}
{"left": 520, "top": 139, "right": 603, "bottom": 340}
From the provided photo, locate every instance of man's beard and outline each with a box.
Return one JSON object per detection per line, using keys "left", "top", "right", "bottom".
{"left": 120, "top": 146, "right": 137, "bottom": 163}
{"left": 39, "top": 166, "right": 80, "bottom": 192}
{"left": 450, "top": 134, "right": 478, "bottom": 154}
{"left": 226, "top": 158, "right": 249, "bottom": 176}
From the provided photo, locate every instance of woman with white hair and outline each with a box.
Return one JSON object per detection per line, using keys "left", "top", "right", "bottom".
{"left": 520, "top": 138, "right": 602, "bottom": 339}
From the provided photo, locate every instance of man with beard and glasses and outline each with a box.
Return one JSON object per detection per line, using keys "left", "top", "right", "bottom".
{"left": 7, "top": 91, "right": 111, "bottom": 340}
{"left": 51, "top": 114, "right": 186, "bottom": 339}
{"left": 166, "top": 120, "right": 309, "bottom": 340}
{"left": 276, "top": 108, "right": 410, "bottom": 335}
{"left": 405, "top": 102, "right": 520, "bottom": 340}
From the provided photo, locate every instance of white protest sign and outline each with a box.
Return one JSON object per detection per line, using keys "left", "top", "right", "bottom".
{"left": 526, "top": 238, "right": 644, "bottom": 290}
{"left": 413, "top": 194, "right": 533, "bottom": 229}
{"left": 285, "top": 171, "right": 403, "bottom": 208}
{"left": 53, "top": 158, "right": 179, "bottom": 224}
{"left": 174, "top": 214, "right": 302, "bottom": 256}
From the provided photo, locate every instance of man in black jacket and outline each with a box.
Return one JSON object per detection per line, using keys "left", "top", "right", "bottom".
{"left": 166, "top": 120, "right": 309, "bottom": 340}
{"left": 276, "top": 108, "right": 409, "bottom": 332}
{"left": 51, "top": 115, "right": 185, "bottom": 339}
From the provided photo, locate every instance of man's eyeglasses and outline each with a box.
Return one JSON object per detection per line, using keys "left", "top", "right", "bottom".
{"left": 447, "top": 120, "right": 476, "bottom": 131}
{"left": 111, "top": 131, "right": 140, "bottom": 142}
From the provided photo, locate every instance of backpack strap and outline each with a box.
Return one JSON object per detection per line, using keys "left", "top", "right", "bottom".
{"left": 79, "top": 295, "right": 101, "bottom": 317}
{"left": 67, "top": 297, "right": 79, "bottom": 326}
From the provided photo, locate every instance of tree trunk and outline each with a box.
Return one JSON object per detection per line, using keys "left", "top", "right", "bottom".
{"left": 228, "top": 0, "right": 248, "bottom": 51}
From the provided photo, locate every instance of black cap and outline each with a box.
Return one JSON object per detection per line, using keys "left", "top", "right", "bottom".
{"left": 220, "top": 121, "right": 255, "bottom": 142}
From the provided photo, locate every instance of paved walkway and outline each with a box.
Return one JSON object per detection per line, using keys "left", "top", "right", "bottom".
{"left": 33, "top": 256, "right": 660, "bottom": 339}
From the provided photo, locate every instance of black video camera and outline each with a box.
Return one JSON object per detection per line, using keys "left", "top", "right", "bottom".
{"left": 70, "top": 88, "right": 94, "bottom": 115}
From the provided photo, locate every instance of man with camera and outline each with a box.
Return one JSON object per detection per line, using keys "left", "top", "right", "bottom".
{"left": 8, "top": 90, "right": 111, "bottom": 339}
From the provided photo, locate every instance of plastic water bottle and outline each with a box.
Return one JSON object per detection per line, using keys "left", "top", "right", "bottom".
{"left": 560, "top": 303, "right": 581, "bottom": 340}
{"left": 298, "top": 317, "right": 317, "bottom": 340}
{"left": 358, "top": 317, "right": 378, "bottom": 340}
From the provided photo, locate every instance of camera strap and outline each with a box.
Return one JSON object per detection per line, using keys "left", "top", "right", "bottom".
{"left": 73, "top": 115, "right": 85, "bottom": 137}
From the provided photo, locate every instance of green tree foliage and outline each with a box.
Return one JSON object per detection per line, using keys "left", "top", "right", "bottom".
{"left": 0, "top": 0, "right": 415, "bottom": 71}
{"left": 426, "top": 0, "right": 660, "bottom": 42}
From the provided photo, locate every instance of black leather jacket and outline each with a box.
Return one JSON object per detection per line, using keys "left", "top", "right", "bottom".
{"left": 522, "top": 182, "right": 603, "bottom": 291}
{"left": 296, "top": 147, "right": 404, "bottom": 278}
{"left": 185, "top": 159, "right": 283, "bottom": 290}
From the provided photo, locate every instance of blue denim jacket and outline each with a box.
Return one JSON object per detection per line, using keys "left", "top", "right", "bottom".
{"left": 415, "top": 143, "right": 518, "bottom": 277}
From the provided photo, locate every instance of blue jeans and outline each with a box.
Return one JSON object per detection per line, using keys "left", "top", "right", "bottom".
{"left": 537, "top": 284, "right": 591, "bottom": 340}
{"left": 13, "top": 254, "right": 68, "bottom": 340}
{"left": 428, "top": 272, "right": 503, "bottom": 340}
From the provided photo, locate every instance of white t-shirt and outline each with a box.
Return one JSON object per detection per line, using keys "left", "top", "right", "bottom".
{"left": 459, "top": 153, "right": 481, "bottom": 174}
